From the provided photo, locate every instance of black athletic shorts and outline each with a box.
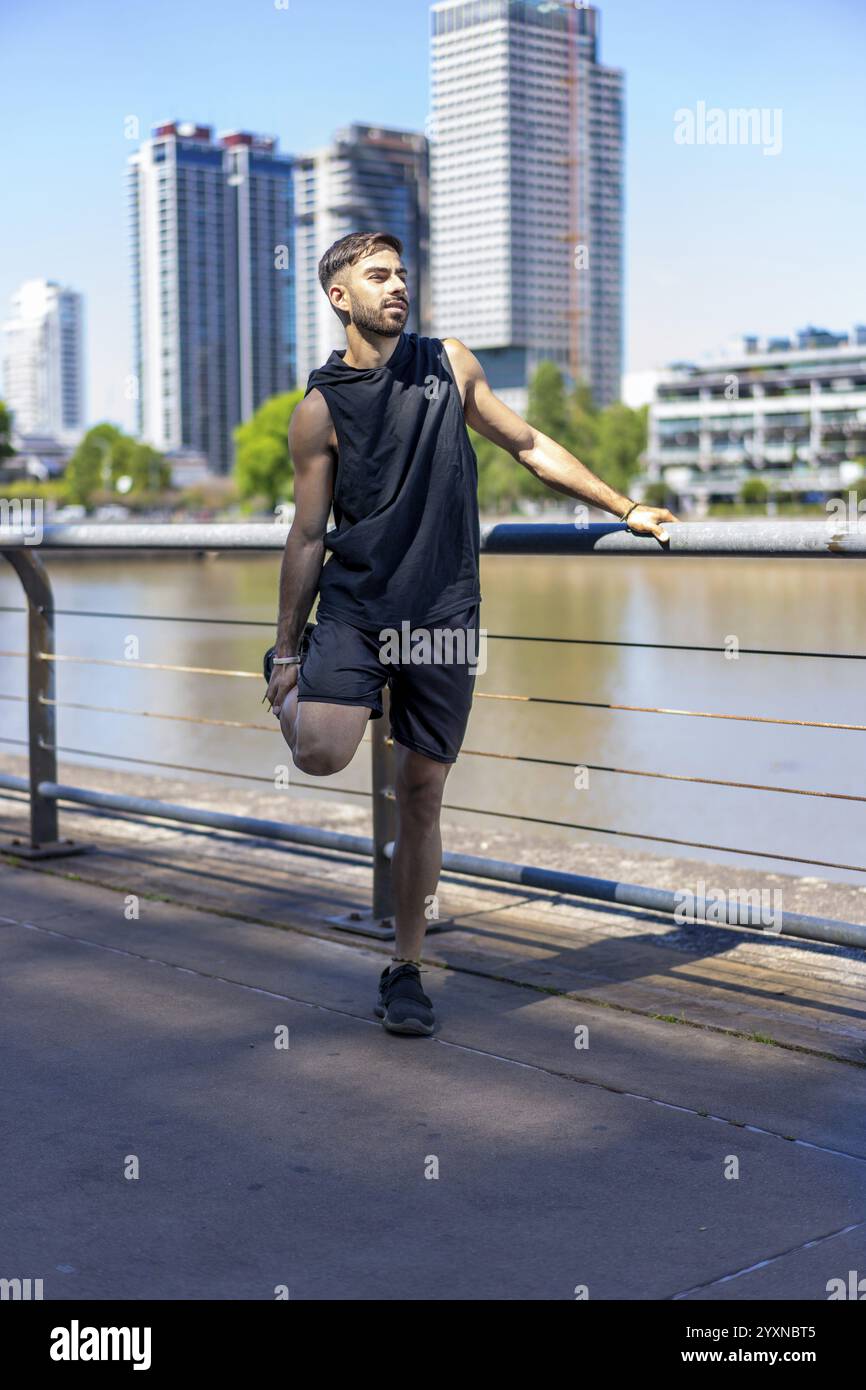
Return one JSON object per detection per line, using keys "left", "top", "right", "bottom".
{"left": 296, "top": 599, "right": 481, "bottom": 764}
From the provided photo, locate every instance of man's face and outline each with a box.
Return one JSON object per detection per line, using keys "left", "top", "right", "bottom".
{"left": 335, "top": 249, "right": 409, "bottom": 337}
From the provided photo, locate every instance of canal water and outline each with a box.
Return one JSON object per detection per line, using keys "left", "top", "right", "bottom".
{"left": 1, "top": 549, "right": 864, "bottom": 885}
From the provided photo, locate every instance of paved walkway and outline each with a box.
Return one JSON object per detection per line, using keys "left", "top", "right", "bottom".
{"left": 2, "top": 793, "right": 866, "bottom": 1300}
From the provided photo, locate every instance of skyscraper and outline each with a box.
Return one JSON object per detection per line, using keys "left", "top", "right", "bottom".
{"left": 223, "top": 131, "right": 297, "bottom": 424}
{"left": 294, "top": 123, "right": 429, "bottom": 382}
{"left": 128, "top": 122, "right": 294, "bottom": 474}
{"left": 1, "top": 279, "right": 84, "bottom": 443}
{"left": 429, "top": 0, "right": 624, "bottom": 409}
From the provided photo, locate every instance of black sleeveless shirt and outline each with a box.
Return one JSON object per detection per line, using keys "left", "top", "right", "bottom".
{"left": 303, "top": 331, "right": 482, "bottom": 630}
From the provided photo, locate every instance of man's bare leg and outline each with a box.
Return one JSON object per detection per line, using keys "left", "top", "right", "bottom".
{"left": 275, "top": 701, "right": 450, "bottom": 963}
{"left": 276, "top": 682, "right": 302, "bottom": 759}
{"left": 278, "top": 694, "right": 371, "bottom": 776}
{"left": 391, "top": 744, "right": 452, "bottom": 962}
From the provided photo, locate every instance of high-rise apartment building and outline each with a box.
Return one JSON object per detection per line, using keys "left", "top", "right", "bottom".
{"left": 223, "top": 131, "right": 297, "bottom": 423}
{"left": 429, "top": 0, "right": 624, "bottom": 410}
{"left": 128, "top": 121, "right": 294, "bottom": 474}
{"left": 1, "top": 279, "right": 84, "bottom": 443}
{"left": 294, "top": 123, "right": 429, "bottom": 382}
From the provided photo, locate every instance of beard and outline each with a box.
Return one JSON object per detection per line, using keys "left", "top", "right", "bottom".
{"left": 350, "top": 296, "right": 408, "bottom": 338}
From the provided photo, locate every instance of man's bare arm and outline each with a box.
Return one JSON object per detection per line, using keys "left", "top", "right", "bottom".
{"left": 274, "top": 389, "right": 335, "bottom": 656}
{"left": 443, "top": 337, "right": 677, "bottom": 542}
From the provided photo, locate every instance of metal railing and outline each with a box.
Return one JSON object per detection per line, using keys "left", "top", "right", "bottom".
{"left": 1, "top": 519, "right": 866, "bottom": 948}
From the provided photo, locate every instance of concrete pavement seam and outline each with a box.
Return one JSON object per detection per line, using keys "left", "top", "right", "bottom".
{"left": 6, "top": 911, "right": 866, "bottom": 1169}
{"left": 669, "top": 1216, "right": 866, "bottom": 1300}
{"left": 5, "top": 858, "right": 865, "bottom": 1071}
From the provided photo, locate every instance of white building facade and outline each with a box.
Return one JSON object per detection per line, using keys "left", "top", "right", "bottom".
{"left": 646, "top": 327, "right": 866, "bottom": 507}
{"left": 1, "top": 279, "right": 84, "bottom": 444}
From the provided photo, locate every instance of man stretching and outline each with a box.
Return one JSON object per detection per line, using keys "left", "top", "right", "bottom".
{"left": 265, "top": 231, "right": 676, "bottom": 1036}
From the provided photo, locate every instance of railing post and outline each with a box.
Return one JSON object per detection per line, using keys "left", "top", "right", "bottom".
{"left": 323, "top": 685, "right": 396, "bottom": 938}
{"left": 371, "top": 685, "right": 397, "bottom": 925}
{"left": 2, "top": 549, "right": 80, "bottom": 858}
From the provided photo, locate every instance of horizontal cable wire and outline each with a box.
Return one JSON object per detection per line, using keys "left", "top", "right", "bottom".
{"left": 472, "top": 690, "right": 866, "bottom": 731}
{"left": 3, "top": 607, "right": 865, "bottom": 660}
{"left": 3, "top": 598, "right": 864, "bottom": 871}
{"left": 443, "top": 743, "right": 866, "bottom": 803}
{"left": 0, "top": 605, "right": 274, "bottom": 627}
{"left": 0, "top": 776, "right": 858, "bottom": 876}
{"left": 2, "top": 729, "right": 860, "bottom": 869}
{"left": 39, "top": 695, "right": 279, "bottom": 735}
{"left": 437, "top": 799, "right": 866, "bottom": 875}
{"left": 2, "top": 691, "right": 859, "bottom": 801}
{"left": 487, "top": 633, "right": 866, "bottom": 660}
{"left": 43, "top": 653, "right": 260, "bottom": 679}
{"left": 3, "top": 650, "right": 864, "bottom": 731}
{"left": 34, "top": 740, "right": 372, "bottom": 799}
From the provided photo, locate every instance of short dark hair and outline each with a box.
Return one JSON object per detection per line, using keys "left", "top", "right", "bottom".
{"left": 317, "top": 231, "right": 404, "bottom": 298}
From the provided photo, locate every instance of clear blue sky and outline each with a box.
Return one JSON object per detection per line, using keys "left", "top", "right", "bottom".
{"left": 2, "top": 0, "right": 864, "bottom": 427}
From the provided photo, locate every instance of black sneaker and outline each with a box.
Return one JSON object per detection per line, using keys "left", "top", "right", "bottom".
{"left": 374, "top": 962, "right": 435, "bottom": 1036}
{"left": 263, "top": 621, "right": 316, "bottom": 684}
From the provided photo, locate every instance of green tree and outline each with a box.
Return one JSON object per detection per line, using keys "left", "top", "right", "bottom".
{"left": 593, "top": 402, "right": 648, "bottom": 495}
{"left": 566, "top": 379, "right": 600, "bottom": 469}
{"left": 65, "top": 424, "right": 170, "bottom": 504}
{"left": 641, "top": 480, "right": 672, "bottom": 509}
{"left": 469, "top": 427, "right": 538, "bottom": 513}
{"left": 0, "top": 399, "right": 15, "bottom": 461}
{"left": 527, "top": 361, "right": 576, "bottom": 451}
{"left": 466, "top": 362, "right": 605, "bottom": 513}
{"left": 740, "top": 477, "right": 769, "bottom": 506}
{"left": 128, "top": 442, "right": 170, "bottom": 492}
{"left": 65, "top": 423, "right": 123, "bottom": 505}
{"left": 234, "top": 390, "right": 304, "bottom": 511}
{"left": 526, "top": 365, "right": 600, "bottom": 469}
